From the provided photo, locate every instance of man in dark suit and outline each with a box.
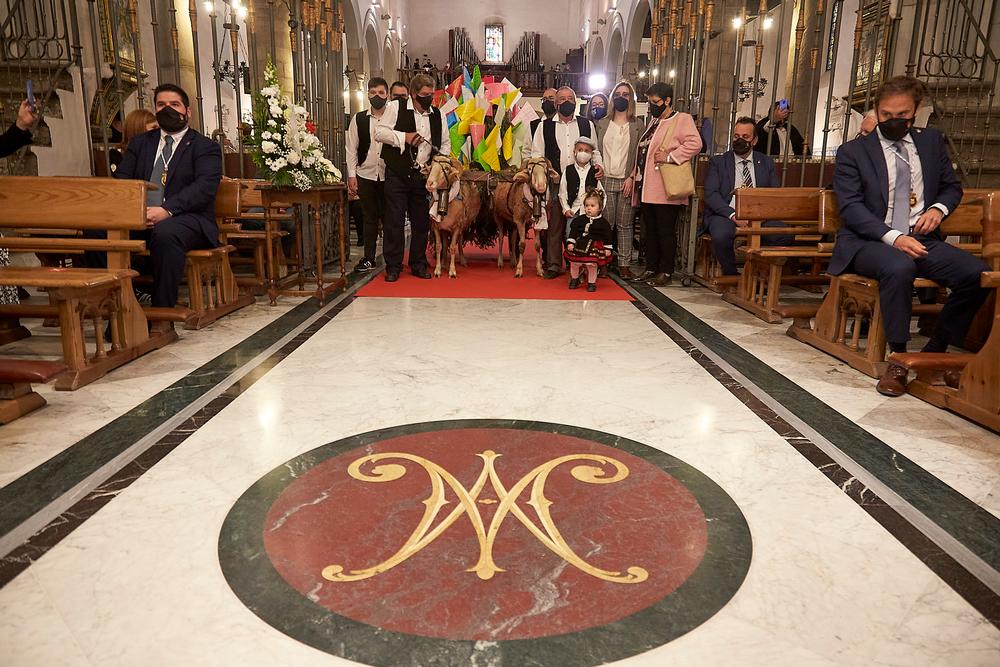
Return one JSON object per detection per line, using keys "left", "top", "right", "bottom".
{"left": 755, "top": 102, "right": 806, "bottom": 156}
{"left": 0, "top": 100, "right": 37, "bottom": 158}
{"left": 703, "top": 117, "right": 792, "bottom": 275}
{"left": 114, "top": 83, "right": 222, "bottom": 324}
{"left": 831, "top": 76, "right": 988, "bottom": 396}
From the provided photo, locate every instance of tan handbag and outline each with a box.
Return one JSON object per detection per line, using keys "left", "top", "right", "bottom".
{"left": 655, "top": 113, "right": 695, "bottom": 198}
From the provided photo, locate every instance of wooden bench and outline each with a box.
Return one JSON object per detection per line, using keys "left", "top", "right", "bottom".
{"left": 886, "top": 192, "right": 1000, "bottom": 432}
{"left": 0, "top": 176, "right": 176, "bottom": 389}
{"left": 720, "top": 187, "right": 829, "bottom": 323}
{"left": 787, "top": 188, "right": 996, "bottom": 378}
{"left": 691, "top": 186, "right": 741, "bottom": 293}
{"left": 0, "top": 358, "right": 67, "bottom": 424}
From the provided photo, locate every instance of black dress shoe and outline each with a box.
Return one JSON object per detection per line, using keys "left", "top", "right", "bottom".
{"left": 411, "top": 267, "right": 432, "bottom": 279}
{"left": 385, "top": 270, "right": 400, "bottom": 282}
{"left": 568, "top": 277, "right": 580, "bottom": 290}
{"left": 543, "top": 269, "right": 561, "bottom": 280}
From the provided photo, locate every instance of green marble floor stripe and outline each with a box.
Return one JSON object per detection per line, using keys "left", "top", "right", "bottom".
{"left": 632, "top": 283, "right": 1000, "bottom": 572}
{"left": 0, "top": 291, "right": 346, "bottom": 539}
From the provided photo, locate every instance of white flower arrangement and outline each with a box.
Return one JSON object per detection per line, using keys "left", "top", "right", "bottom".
{"left": 250, "top": 60, "right": 342, "bottom": 190}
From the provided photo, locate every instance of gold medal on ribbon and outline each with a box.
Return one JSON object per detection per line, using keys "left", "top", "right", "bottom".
{"left": 909, "top": 191, "right": 917, "bottom": 208}
{"left": 161, "top": 169, "right": 168, "bottom": 187}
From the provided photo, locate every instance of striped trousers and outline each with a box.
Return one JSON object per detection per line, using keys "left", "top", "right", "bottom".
{"left": 602, "top": 176, "right": 635, "bottom": 267}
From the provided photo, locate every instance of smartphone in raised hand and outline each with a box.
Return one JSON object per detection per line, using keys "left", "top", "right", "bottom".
{"left": 777, "top": 98, "right": 789, "bottom": 112}
{"left": 26, "top": 79, "right": 36, "bottom": 111}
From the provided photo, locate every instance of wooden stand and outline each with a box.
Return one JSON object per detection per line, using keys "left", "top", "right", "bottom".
{"left": 258, "top": 184, "right": 348, "bottom": 306}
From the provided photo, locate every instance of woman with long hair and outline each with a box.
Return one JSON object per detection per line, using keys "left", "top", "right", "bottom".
{"left": 594, "top": 82, "right": 644, "bottom": 278}
{"left": 628, "top": 82, "right": 701, "bottom": 286}
{"left": 111, "top": 108, "right": 157, "bottom": 171}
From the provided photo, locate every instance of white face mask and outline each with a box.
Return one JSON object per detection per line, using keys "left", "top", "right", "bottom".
{"left": 575, "top": 150, "right": 592, "bottom": 165}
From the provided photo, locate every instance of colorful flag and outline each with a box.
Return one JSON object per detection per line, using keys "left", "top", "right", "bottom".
{"left": 463, "top": 65, "right": 473, "bottom": 90}
{"left": 474, "top": 124, "right": 501, "bottom": 172}
{"left": 502, "top": 126, "right": 515, "bottom": 162}
{"left": 471, "top": 65, "right": 482, "bottom": 94}
{"left": 446, "top": 74, "right": 464, "bottom": 100}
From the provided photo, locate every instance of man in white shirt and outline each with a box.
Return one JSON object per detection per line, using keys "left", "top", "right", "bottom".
{"left": 830, "top": 76, "right": 987, "bottom": 396}
{"left": 346, "top": 77, "right": 388, "bottom": 272}
{"left": 373, "top": 73, "right": 451, "bottom": 282}
{"left": 531, "top": 86, "right": 604, "bottom": 278}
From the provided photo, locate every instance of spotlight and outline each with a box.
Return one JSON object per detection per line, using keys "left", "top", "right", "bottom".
{"left": 732, "top": 17, "right": 743, "bottom": 29}
{"left": 236, "top": 5, "right": 247, "bottom": 19}
{"left": 652, "top": 68, "right": 659, "bottom": 77}
{"left": 588, "top": 73, "right": 608, "bottom": 92}
{"left": 763, "top": 16, "right": 774, "bottom": 30}
{"left": 668, "top": 69, "right": 676, "bottom": 79}
{"left": 203, "top": 0, "right": 213, "bottom": 12}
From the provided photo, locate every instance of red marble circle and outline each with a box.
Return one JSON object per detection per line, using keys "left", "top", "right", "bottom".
{"left": 262, "top": 428, "right": 708, "bottom": 641}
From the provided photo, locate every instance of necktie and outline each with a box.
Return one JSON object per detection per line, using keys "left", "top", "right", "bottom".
{"left": 741, "top": 160, "right": 753, "bottom": 188}
{"left": 891, "top": 140, "right": 911, "bottom": 234}
{"left": 148, "top": 135, "right": 174, "bottom": 206}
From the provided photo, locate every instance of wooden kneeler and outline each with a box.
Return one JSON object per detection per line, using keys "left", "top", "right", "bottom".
{"left": 182, "top": 245, "right": 254, "bottom": 329}
{"left": 0, "top": 359, "right": 67, "bottom": 424}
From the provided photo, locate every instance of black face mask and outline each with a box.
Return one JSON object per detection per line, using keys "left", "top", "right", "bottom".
{"left": 613, "top": 96, "right": 629, "bottom": 113}
{"left": 541, "top": 100, "right": 556, "bottom": 116}
{"left": 392, "top": 94, "right": 408, "bottom": 103}
{"left": 156, "top": 105, "right": 188, "bottom": 133}
{"left": 369, "top": 95, "right": 387, "bottom": 110}
{"left": 559, "top": 101, "right": 576, "bottom": 117}
{"left": 648, "top": 102, "right": 666, "bottom": 118}
{"left": 415, "top": 94, "right": 434, "bottom": 110}
{"left": 878, "top": 116, "right": 913, "bottom": 142}
{"left": 732, "top": 137, "right": 752, "bottom": 156}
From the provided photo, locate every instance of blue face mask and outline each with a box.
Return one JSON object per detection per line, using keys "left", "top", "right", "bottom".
{"left": 591, "top": 106, "right": 607, "bottom": 121}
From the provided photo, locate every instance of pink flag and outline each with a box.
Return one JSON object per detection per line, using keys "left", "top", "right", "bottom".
{"left": 469, "top": 123, "right": 486, "bottom": 148}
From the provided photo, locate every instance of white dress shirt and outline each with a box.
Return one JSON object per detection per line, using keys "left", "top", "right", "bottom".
{"left": 373, "top": 98, "right": 450, "bottom": 168}
{"left": 602, "top": 120, "right": 630, "bottom": 179}
{"left": 878, "top": 128, "right": 949, "bottom": 246}
{"left": 155, "top": 126, "right": 188, "bottom": 170}
{"left": 764, "top": 122, "right": 787, "bottom": 155}
{"left": 345, "top": 109, "right": 385, "bottom": 181}
{"left": 729, "top": 154, "right": 757, "bottom": 211}
{"left": 531, "top": 116, "right": 604, "bottom": 172}
{"left": 559, "top": 163, "right": 605, "bottom": 214}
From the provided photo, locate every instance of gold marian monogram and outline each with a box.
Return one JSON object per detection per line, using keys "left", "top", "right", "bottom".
{"left": 322, "top": 450, "right": 649, "bottom": 584}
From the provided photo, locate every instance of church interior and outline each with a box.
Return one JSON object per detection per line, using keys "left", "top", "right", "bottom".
{"left": 1, "top": 0, "right": 999, "bottom": 664}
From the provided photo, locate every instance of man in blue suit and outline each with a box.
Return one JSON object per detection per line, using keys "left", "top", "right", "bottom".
{"left": 831, "top": 76, "right": 988, "bottom": 396}
{"left": 115, "top": 83, "right": 223, "bottom": 322}
{"left": 702, "top": 117, "right": 791, "bottom": 275}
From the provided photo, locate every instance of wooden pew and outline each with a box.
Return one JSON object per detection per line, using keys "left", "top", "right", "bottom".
{"left": 720, "top": 187, "right": 828, "bottom": 323}
{"left": 0, "top": 359, "right": 67, "bottom": 424}
{"left": 692, "top": 186, "right": 741, "bottom": 293}
{"left": 787, "top": 188, "right": 995, "bottom": 378}
{"left": 886, "top": 191, "right": 1000, "bottom": 432}
{"left": 0, "top": 176, "right": 176, "bottom": 389}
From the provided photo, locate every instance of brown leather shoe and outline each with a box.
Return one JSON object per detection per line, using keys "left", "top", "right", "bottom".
{"left": 943, "top": 370, "right": 962, "bottom": 389}
{"left": 876, "top": 364, "right": 909, "bottom": 397}
{"left": 646, "top": 272, "right": 672, "bottom": 287}
{"left": 628, "top": 270, "right": 655, "bottom": 283}
{"left": 618, "top": 266, "right": 635, "bottom": 280}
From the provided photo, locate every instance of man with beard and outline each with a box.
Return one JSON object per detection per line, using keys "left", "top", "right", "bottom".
{"left": 113, "top": 83, "right": 223, "bottom": 324}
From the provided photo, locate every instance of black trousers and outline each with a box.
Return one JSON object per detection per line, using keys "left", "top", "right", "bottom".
{"left": 704, "top": 215, "right": 794, "bottom": 275}
{"left": 84, "top": 215, "right": 214, "bottom": 308}
{"left": 850, "top": 236, "right": 989, "bottom": 348}
{"left": 357, "top": 176, "right": 385, "bottom": 263}
{"left": 383, "top": 170, "right": 430, "bottom": 273}
{"left": 641, "top": 203, "right": 682, "bottom": 275}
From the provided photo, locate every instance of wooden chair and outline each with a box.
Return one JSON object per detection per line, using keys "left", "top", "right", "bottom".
{"left": 886, "top": 191, "right": 1000, "bottom": 432}
{"left": 787, "top": 189, "right": 996, "bottom": 378}
{"left": 0, "top": 176, "right": 175, "bottom": 389}
{"left": 220, "top": 179, "right": 299, "bottom": 296}
{"left": 720, "top": 187, "right": 828, "bottom": 323}
{"left": 0, "top": 359, "right": 67, "bottom": 424}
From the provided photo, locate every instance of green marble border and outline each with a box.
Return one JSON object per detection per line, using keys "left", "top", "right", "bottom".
{"left": 218, "top": 419, "right": 752, "bottom": 666}
{"left": 0, "top": 270, "right": 372, "bottom": 540}
{"left": 632, "top": 284, "right": 1000, "bottom": 572}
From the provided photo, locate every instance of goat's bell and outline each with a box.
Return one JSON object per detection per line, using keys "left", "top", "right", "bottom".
{"left": 437, "top": 189, "right": 449, "bottom": 215}
{"left": 532, "top": 194, "right": 542, "bottom": 218}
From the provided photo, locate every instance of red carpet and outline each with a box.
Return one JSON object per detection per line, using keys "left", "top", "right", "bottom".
{"left": 357, "top": 241, "right": 633, "bottom": 301}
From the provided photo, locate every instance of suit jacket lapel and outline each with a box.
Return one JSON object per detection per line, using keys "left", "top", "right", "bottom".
{"left": 164, "top": 131, "right": 195, "bottom": 188}
{"left": 140, "top": 133, "right": 158, "bottom": 181}
{"left": 752, "top": 154, "right": 767, "bottom": 187}
{"left": 725, "top": 151, "right": 737, "bottom": 194}
{"left": 910, "top": 128, "right": 934, "bottom": 198}
{"left": 863, "top": 132, "right": 889, "bottom": 207}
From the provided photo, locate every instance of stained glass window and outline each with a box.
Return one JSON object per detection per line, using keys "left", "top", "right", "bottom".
{"left": 485, "top": 24, "right": 504, "bottom": 64}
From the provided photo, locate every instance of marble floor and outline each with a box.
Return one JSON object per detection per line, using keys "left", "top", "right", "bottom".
{"left": 1, "top": 275, "right": 998, "bottom": 666}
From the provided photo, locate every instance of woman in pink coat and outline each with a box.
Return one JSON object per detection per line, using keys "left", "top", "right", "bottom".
{"left": 628, "top": 82, "right": 702, "bottom": 286}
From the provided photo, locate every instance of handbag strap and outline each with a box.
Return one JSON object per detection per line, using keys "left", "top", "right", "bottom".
{"left": 657, "top": 111, "right": 680, "bottom": 158}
